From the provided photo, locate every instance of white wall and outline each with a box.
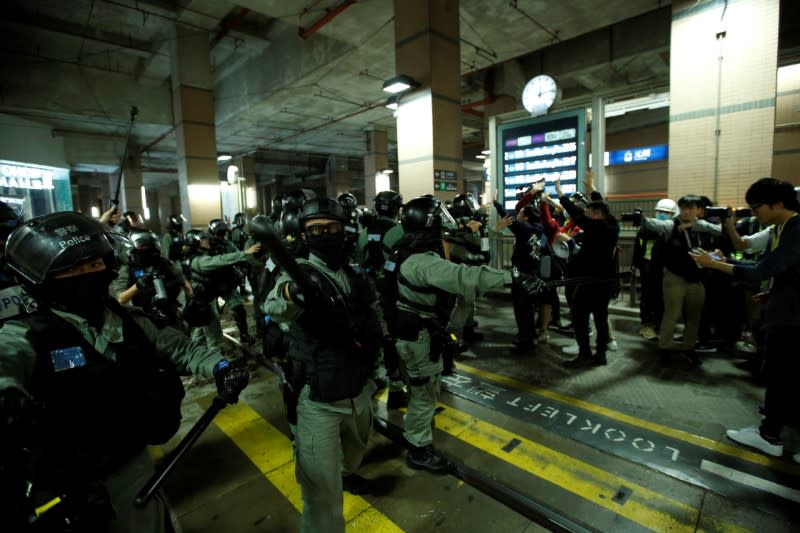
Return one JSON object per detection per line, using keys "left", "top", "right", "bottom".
{"left": 0, "top": 114, "right": 68, "bottom": 169}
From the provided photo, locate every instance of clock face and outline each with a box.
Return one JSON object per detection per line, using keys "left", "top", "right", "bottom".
{"left": 522, "top": 75, "right": 558, "bottom": 114}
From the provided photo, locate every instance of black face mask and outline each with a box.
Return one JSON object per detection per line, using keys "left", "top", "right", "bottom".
{"left": 47, "top": 270, "right": 117, "bottom": 326}
{"left": 305, "top": 233, "right": 347, "bottom": 269}
{"left": 131, "top": 250, "right": 159, "bottom": 268}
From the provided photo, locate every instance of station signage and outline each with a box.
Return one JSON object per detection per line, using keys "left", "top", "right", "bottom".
{"left": 607, "top": 145, "right": 668, "bottom": 166}
{"left": 0, "top": 163, "right": 55, "bottom": 190}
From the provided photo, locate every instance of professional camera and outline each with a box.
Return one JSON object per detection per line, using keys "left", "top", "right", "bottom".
{"left": 704, "top": 207, "right": 752, "bottom": 219}
{"left": 620, "top": 208, "right": 644, "bottom": 227}
{"left": 515, "top": 184, "right": 533, "bottom": 199}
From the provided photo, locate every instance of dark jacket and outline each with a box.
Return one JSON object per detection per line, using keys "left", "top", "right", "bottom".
{"left": 558, "top": 195, "right": 619, "bottom": 277}
{"left": 494, "top": 200, "right": 543, "bottom": 274}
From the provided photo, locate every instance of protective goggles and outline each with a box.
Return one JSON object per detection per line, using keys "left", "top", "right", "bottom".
{"left": 305, "top": 221, "right": 343, "bottom": 236}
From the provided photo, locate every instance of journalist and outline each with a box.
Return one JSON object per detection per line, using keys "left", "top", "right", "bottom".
{"left": 691, "top": 178, "right": 800, "bottom": 462}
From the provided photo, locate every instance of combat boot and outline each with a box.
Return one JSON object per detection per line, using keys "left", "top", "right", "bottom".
{"left": 406, "top": 444, "right": 452, "bottom": 474}
{"left": 387, "top": 390, "right": 408, "bottom": 409}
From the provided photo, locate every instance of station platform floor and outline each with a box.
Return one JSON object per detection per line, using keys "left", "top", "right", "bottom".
{"left": 157, "top": 291, "right": 800, "bottom": 532}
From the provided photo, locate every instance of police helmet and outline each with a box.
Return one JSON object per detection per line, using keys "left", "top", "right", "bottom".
{"left": 299, "top": 198, "right": 345, "bottom": 228}
{"left": 167, "top": 214, "right": 183, "bottom": 230}
{"left": 233, "top": 212, "right": 246, "bottom": 227}
{"left": 283, "top": 189, "right": 311, "bottom": 212}
{"left": 208, "top": 219, "right": 229, "bottom": 237}
{"left": 450, "top": 193, "right": 480, "bottom": 219}
{"left": 280, "top": 209, "right": 302, "bottom": 239}
{"left": 129, "top": 230, "right": 162, "bottom": 253}
{"left": 272, "top": 195, "right": 284, "bottom": 213}
{"left": 401, "top": 196, "right": 457, "bottom": 233}
{"left": 183, "top": 229, "right": 208, "bottom": 251}
{"left": 374, "top": 190, "right": 402, "bottom": 217}
{"left": 337, "top": 192, "right": 358, "bottom": 211}
{"left": 5, "top": 211, "right": 118, "bottom": 287}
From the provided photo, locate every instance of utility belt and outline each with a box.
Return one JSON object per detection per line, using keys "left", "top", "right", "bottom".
{"left": 395, "top": 309, "right": 457, "bottom": 372}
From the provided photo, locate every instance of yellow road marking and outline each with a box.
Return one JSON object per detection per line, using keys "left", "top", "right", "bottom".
{"left": 425, "top": 401, "right": 748, "bottom": 533}
{"left": 205, "top": 397, "right": 403, "bottom": 532}
{"left": 456, "top": 362, "right": 800, "bottom": 474}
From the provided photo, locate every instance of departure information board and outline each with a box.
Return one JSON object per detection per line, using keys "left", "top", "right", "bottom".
{"left": 496, "top": 109, "right": 586, "bottom": 211}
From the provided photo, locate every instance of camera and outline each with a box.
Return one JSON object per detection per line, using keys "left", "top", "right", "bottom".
{"left": 703, "top": 207, "right": 752, "bottom": 219}
{"left": 620, "top": 208, "right": 644, "bottom": 227}
{"left": 515, "top": 184, "right": 533, "bottom": 200}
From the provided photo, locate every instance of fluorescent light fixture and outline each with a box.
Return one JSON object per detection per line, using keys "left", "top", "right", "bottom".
{"left": 246, "top": 186, "right": 257, "bottom": 209}
{"left": 381, "top": 168, "right": 394, "bottom": 174}
{"left": 140, "top": 185, "right": 150, "bottom": 219}
{"left": 385, "top": 95, "right": 399, "bottom": 110}
{"left": 382, "top": 74, "right": 418, "bottom": 94}
{"left": 475, "top": 154, "right": 486, "bottom": 159}
{"left": 375, "top": 171, "right": 391, "bottom": 193}
{"left": 227, "top": 165, "right": 239, "bottom": 184}
{"left": 91, "top": 206, "right": 100, "bottom": 218}
{"left": 604, "top": 92, "right": 670, "bottom": 118}
{"left": 217, "top": 154, "right": 232, "bottom": 162}
{"left": 481, "top": 149, "right": 491, "bottom": 155}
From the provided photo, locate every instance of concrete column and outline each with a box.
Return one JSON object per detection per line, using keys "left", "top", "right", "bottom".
{"left": 394, "top": 0, "right": 462, "bottom": 202}
{"left": 325, "top": 156, "right": 351, "bottom": 199}
{"left": 363, "top": 129, "right": 389, "bottom": 204}
{"left": 75, "top": 184, "right": 94, "bottom": 216}
{"left": 146, "top": 189, "right": 161, "bottom": 233}
{"left": 170, "top": 25, "right": 220, "bottom": 227}
{"left": 121, "top": 151, "right": 144, "bottom": 217}
{"left": 235, "top": 155, "right": 258, "bottom": 217}
{"left": 668, "top": 0, "right": 779, "bottom": 206}
{"left": 591, "top": 96, "right": 606, "bottom": 195}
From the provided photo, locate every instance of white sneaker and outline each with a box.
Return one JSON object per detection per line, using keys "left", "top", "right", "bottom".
{"left": 562, "top": 343, "right": 580, "bottom": 355}
{"left": 726, "top": 427, "right": 783, "bottom": 457}
{"left": 538, "top": 333, "right": 550, "bottom": 345}
{"left": 735, "top": 340, "right": 758, "bottom": 354}
{"left": 607, "top": 340, "right": 619, "bottom": 352}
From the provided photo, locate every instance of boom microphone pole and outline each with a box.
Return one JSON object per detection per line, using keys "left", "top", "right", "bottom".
{"left": 111, "top": 106, "right": 139, "bottom": 212}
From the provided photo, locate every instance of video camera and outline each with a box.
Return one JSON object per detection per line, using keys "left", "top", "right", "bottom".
{"left": 703, "top": 207, "right": 752, "bottom": 219}
{"left": 620, "top": 208, "right": 644, "bottom": 227}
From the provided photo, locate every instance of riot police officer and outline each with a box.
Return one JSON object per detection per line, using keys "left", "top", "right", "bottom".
{"left": 161, "top": 214, "right": 185, "bottom": 266}
{"left": 116, "top": 210, "right": 145, "bottom": 236}
{"left": 207, "top": 219, "right": 255, "bottom": 344}
{"left": 230, "top": 212, "right": 249, "bottom": 251}
{"left": 337, "top": 192, "right": 361, "bottom": 259}
{"left": 263, "top": 198, "right": 383, "bottom": 533}
{"left": 113, "top": 230, "right": 192, "bottom": 329}
{"left": 268, "top": 194, "right": 284, "bottom": 225}
{"left": 185, "top": 227, "right": 261, "bottom": 349}
{"left": 0, "top": 211, "right": 248, "bottom": 533}
{"left": 0, "top": 201, "right": 25, "bottom": 325}
{"left": 387, "top": 196, "right": 536, "bottom": 473}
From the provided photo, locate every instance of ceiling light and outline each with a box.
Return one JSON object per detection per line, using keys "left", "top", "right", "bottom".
{"left": 481, "top": 149, "right": 491, "bottom": 155}
{"left": 475, "top": 154, "right": 486, "bottom": 159}
{"left": 381, "top": 168, "right": 394, "bottom": 174}
{"left": 382, "top": 74, "right": 419, "bottom": 94}
{"left": 217, "top": 154, "right": 232, "bottom": 162}
{"left": 385, "top": 95, "right": 399, "bottom": 110}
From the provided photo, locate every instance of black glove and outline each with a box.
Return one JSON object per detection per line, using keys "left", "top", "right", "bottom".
{"left": 381, "top": 335, "right": 399, "bottom": 374}
{"left": 213, "top": 360, "right": 249, "bottom": 404}
{"left": 134, "top": 271, "right": 153, "bottom": 290}
{"left": 286, "top": 271, "right": 324, "bottom": 309}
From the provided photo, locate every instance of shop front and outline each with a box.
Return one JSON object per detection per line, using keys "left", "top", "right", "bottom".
{"left": 0, "top": 160, "right": 72, "bottom": 219}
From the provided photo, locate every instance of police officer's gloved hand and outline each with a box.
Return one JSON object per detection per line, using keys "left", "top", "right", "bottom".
{"left": 213, "top": 359, "right": 249, "bottom": 404}
{"left": 135, "top": 272, "right": 153, "bottom": 291}
{"left": 286, "top": 272, "right": 324, "bottom": 309}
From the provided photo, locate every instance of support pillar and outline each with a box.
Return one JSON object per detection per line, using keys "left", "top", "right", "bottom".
{"left": 363, "top": 129, "right": 389, "bottom": 203}
{"left": 236, "top": 155, "right": 258, "bottom": 217}
{"left": 591, "top": 96, "right": 606, "bottom": 195}
{"left": 668, "top": 0, "right": 779, "bottom": 205}
{"left": 394, "top": 0, "right": 462, "bottom": 201}
{"left": 121, "top": 151, "right": 144, "bottom": 217}
{"left": 170, "top": 25, "right": 220, "bottom": 227}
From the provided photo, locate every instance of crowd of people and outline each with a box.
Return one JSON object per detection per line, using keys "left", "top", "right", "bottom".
{"left": 0, "top": 174, "right": 797, "bottom": 532}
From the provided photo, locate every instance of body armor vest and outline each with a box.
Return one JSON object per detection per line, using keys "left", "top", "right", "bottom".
{"left": 22, "top": 300, "right": 185, "bottom": 487}
{"left": 286, "top": 263, "right": 381, "bottom": 403}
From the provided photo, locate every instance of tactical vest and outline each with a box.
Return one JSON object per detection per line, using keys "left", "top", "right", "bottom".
{"left": 662, "top": 220, "right": 705, "bottom": 282}
{"left": 362, "top": 217, "right": 397, "bottom": 274}
{"left": 167, "top": 230, "right": 183, "bottom": 261}
{"left": 21, "top": 300, "right": 185, "bottom": 486}
{"left": 286, "top": 263, "right": 381, "bottom": 403}
{"left": 189, "top": 252, "right": 244, "bottom": 299}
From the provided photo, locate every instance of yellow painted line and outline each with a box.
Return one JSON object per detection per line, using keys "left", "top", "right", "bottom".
{"left": 424, "top": 400, "right": 748, "bottom": 533}
{"left": 206, "top": 397, "right": 404, "bottom": 532}
{"left": 456, "top": 362, "right": 800, "bottom": 474}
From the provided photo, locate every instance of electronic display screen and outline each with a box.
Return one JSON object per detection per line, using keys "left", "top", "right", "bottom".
{"left": 497, "top": 110, "right": 586, "bottom": 211}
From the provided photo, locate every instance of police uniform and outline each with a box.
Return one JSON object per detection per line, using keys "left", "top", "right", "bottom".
{"left": 0, "top": 211, "right": 248, "bottom": 533}
{"left": 262, "top": 198, "right": 381, "bottom": 533}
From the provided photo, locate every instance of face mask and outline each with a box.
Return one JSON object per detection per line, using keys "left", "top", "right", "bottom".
{"left": 655, "top": 212, "right": 671, "bottom": 221}
{"left": 47, "top": 270, "right": 117, "bottom": 326}
{"left": 305, "top": 233, "right": 346, "bottom": 269}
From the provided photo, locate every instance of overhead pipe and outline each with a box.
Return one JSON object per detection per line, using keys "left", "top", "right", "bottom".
{"left": 299, "top": 0, "right": 356, "bottom": 40}
{"left": 461, "top": 66, "right": 496, "bottom": 112}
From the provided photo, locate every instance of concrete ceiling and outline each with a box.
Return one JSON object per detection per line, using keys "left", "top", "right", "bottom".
{"left": 0, "top": 0, "right": 794, "bottom": 189}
